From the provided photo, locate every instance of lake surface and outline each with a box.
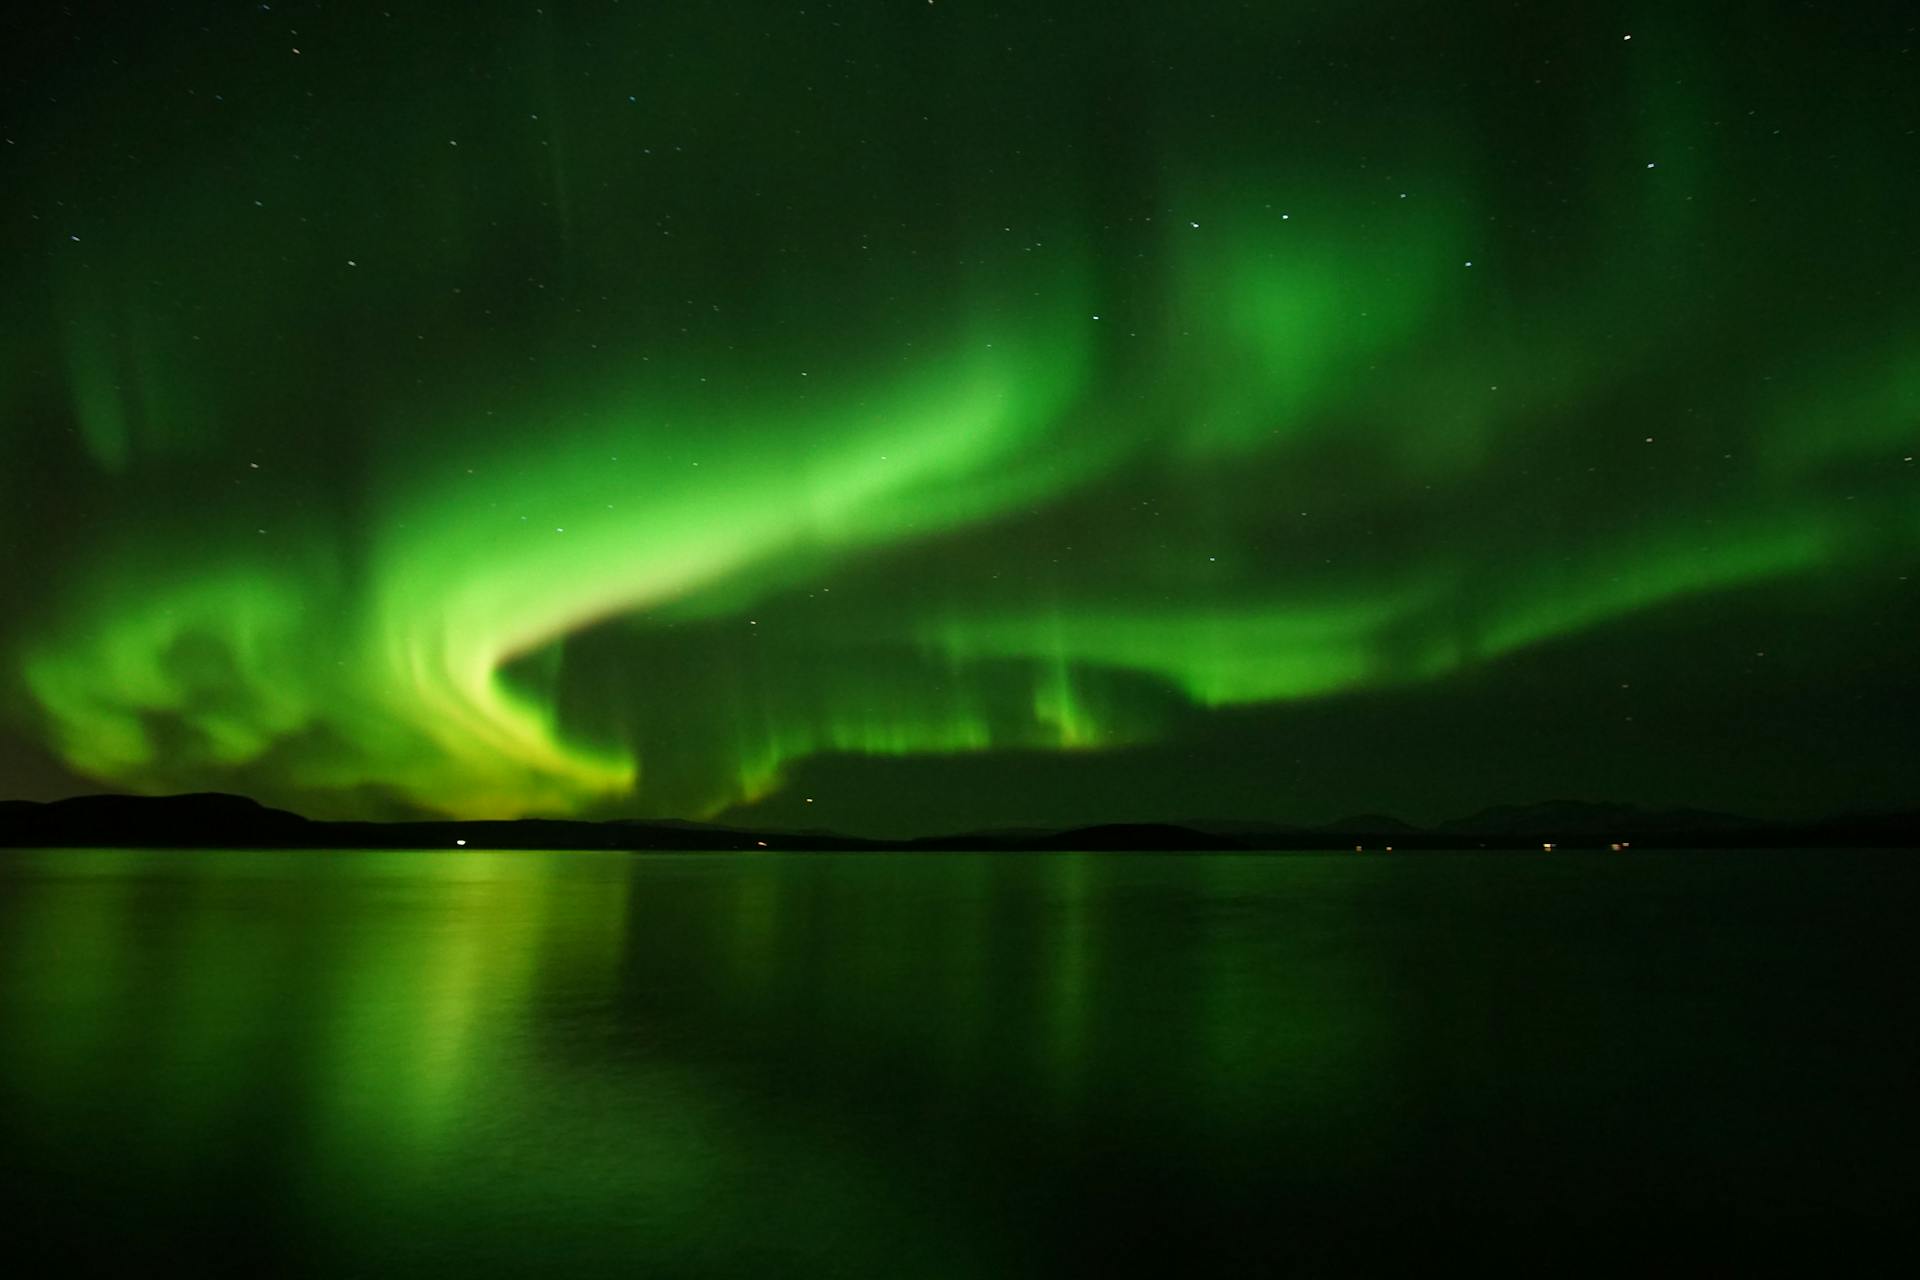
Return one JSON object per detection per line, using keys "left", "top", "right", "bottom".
{"left": 1, "top": 848, "right": 1915, "bottom": 1275}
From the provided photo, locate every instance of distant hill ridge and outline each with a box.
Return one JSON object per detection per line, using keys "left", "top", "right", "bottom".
{"left": 2, "top": 793, "right": 1916, "bottom": 851}
{"left": 1434, "top": 800, "right": 1756, "bottom": 837}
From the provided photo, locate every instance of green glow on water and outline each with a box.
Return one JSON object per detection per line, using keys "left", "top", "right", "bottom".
{"left": 5, "top": 848, "right": 1913, "bottom": 1272}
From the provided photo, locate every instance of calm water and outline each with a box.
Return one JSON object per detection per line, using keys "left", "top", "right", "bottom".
{"left": 1, "top": 848, "right": 1915, "bottom": 1275}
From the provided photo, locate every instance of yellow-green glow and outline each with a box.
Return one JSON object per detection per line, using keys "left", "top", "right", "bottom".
{"left": 3, "top": 0, "right": 1914, "bottom": 826}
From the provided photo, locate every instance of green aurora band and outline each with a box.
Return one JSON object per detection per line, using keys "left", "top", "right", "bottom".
{"left": 1, "top": 2, "right": 1915, "bottom": 827}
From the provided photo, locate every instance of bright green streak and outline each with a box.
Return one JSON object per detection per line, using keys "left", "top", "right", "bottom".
{"left": 2, "top": 2, "right": 1914, "bottom": 822}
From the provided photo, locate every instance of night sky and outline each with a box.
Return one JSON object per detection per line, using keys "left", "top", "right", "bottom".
{"left": 1, "top": 2, "right": 1915, "bottom": 834}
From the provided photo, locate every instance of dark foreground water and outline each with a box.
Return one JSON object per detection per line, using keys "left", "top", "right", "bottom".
{"left": 1, "top": 848, "right": 1915, "bottom": 1276}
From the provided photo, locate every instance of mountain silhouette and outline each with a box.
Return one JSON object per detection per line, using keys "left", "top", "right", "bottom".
{"left": 2, "top": 793, "right": 1916, "bottom": 851}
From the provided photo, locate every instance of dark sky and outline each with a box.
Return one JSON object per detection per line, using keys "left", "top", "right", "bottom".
{"left": 1, "top": 1, "right": 1915, "bottom": 833}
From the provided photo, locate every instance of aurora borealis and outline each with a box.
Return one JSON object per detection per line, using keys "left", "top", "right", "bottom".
{"left": 2, "top": 2, "right": 1915, "bottom": 832}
